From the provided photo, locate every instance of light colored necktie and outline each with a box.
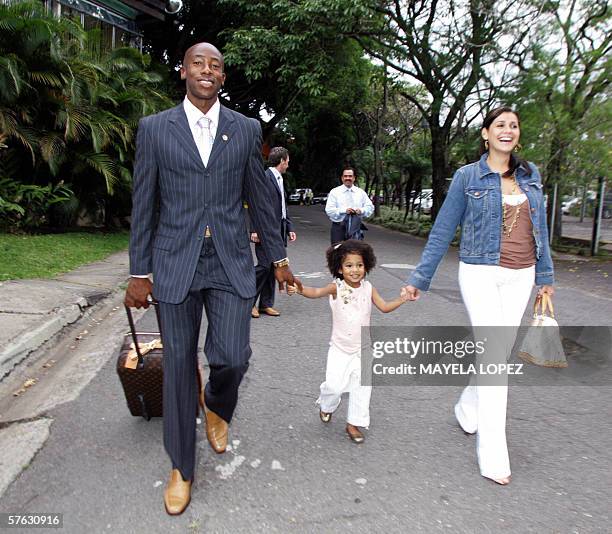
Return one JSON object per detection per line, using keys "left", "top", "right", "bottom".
{"left": 196, "top": 116, "right": 214, "bottom": 166}
{"left": 277, "top": 175, "right": 286, "bottom": 218}
{"left": 346, "top": 187, "right": 354, "bottom": 209}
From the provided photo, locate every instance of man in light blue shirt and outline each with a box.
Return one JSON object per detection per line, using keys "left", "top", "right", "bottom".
{"left": 325, "top": 167, "right": 374, "bottom": 243}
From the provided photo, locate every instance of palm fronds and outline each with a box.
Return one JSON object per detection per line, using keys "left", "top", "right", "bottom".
{"left": 0, "top": 0, "right": 173, "bottom": 228}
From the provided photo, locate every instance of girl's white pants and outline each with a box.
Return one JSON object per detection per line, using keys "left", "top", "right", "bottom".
{"left": 456, "top": 262, "right": 535, "bottom": 479}
{"left": 318, "top": 344, "right": 372, "bottom": 427}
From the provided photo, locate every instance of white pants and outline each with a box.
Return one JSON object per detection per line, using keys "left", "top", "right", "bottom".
{"left": 456, "top": 262, "right": 535, "bottom": 479}
{"left": 318, "top": 345, "right": 372, "bottom": 427}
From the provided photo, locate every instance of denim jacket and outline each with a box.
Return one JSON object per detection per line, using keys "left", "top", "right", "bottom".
{"left": 408, "top": 154, "right": 554, "bottom": 291}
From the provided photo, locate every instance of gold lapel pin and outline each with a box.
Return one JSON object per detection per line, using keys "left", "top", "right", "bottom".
{"left": 222, "top": 134, "right": 229, "bottom": 142}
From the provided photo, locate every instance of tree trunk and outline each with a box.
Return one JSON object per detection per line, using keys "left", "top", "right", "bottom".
{"left": 404, "top": 172, "right": 418, "bottom": 222}
{"left": 430, "top": 127, "right": 451, "bottom": 221}
{"left": 546, "top": 132, "right": 568, "bottom": 241}
{"left": 363, "top": 171, "right": 371, "bottom": 196}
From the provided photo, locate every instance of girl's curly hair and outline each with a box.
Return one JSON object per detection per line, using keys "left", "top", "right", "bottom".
{"left": 326, "top": 240, "right": 377, "bottom": 279}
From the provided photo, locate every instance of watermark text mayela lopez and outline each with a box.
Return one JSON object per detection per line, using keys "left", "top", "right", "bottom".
{"left": 370, "top": 337, "right": 524, "bottom": 376}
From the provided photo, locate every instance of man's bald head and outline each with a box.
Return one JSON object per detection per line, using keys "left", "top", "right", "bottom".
{"left": 183, "top": 42, "right": 224, "bottom": 67}
{"left": 181, "top": 42, "right": 226, "bottom": 113}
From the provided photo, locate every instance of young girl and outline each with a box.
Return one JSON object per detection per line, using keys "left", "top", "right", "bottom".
{"left": 288, "top": 240, "right": 411, "bottom": 444}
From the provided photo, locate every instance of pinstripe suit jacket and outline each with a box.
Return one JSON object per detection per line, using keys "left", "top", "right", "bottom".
{"left": 251, "top": 168, "right": 293, "bottom": 238}
{"left": 264, "top": 168, "right": 293, "bottom": 236}
{"left": 129, "top": 103, "right": 287, "bottom": 304}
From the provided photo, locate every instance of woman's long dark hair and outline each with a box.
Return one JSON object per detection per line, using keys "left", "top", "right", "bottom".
{"left": 479, "top": 106, "right": 532, "bottom": 177}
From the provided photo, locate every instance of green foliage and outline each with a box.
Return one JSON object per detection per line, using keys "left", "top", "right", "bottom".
{"left": 506, "top": 0, "right": 611, "bottom": 241}
{"left": 212, "top": 0, "right": 379, "bottom": 143}
{"left": 371, "top": 206, "right": 435, "bottom": 238}
{"left": 0, "top": 230, "right": 129, "bottom": 280}
{"left": 218, "top": 0, "right": 372, "bottom": 99}
{"left": 0, "top": 177, "right": 73, "bottom": 229}
{"left": 0, "top": 1, "right": 173, "bottom": 230}
{"left": 371, "top": 205, "right": 463, "bottom": 243}
{"left": 283, "top": 41, "right": 376, "bottom": 190}
{"left": 144, "top": 0, "right": 609, "bottom": 222}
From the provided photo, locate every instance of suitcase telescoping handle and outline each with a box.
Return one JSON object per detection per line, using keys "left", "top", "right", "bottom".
{"left": 124, "top": 298, "right": 163, "bottom": 367}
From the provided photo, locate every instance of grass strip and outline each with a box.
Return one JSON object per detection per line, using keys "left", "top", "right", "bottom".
{"left": 0, "top": 231, "right": 129, "bottom": 281}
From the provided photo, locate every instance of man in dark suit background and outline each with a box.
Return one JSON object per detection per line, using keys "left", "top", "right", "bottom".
{"left": 251, "top": 146, "right": 296, "bottom": 318}
{"left": 124, "top": 42, "right": 300, "bottom": 515}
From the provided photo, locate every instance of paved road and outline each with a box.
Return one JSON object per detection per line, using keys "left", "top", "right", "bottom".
{"left": 562, "top": 215, "right": 612, "bottom": 251}
{"left": 0, "top": 206, "right": 610, "bottom": 533}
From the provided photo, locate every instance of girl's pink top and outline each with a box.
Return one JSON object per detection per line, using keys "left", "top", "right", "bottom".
{"left": 329, "top": 278, "right": 372, "bottom": 353}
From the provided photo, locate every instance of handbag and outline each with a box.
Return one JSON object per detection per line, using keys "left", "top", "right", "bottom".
{"left": 518, "top": 293, "right": 568, "bottom": 368}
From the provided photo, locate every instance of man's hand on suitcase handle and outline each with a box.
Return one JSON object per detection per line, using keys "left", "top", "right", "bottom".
{"left": 125, "top": 277, "right": 154, "bottom": 308}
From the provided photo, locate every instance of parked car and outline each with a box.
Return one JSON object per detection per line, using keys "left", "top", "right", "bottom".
{"left": 561, "top": 196, "right": 580, "bottom": 215}
{"left": 311, "top": 192, "right": 328, "bottom": 205}
{"left": 288, "top": 188, "right": 313, "bottom": 204}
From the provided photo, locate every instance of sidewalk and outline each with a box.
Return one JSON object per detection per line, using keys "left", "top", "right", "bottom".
{"left": 0, "top": 250, "right": 130, "bottom": 378}
{"left": 562, "top": 214, "right": 612, "bottom": 252}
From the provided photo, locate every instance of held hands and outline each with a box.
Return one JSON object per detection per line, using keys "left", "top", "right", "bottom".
{"left": 400, "top": 285, "right": 420, "bottom": 301}
{"left": 345, "top": 208, "right": 362, "bottom": 215}
{"left": 124, "top": 277, "right": 154, "bottom": 308}
{"left": 274, "top": 265, "right": 303, "bottom": 293}
{"left": 287, "top": 283, "right": 301, "bottom": 296}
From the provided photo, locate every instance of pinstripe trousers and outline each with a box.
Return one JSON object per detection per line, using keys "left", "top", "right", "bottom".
{"left": 254, "top": 219, "right": 288, "bottom": 308}
{"left": 159, "top": 237, "right": 252, "bottom": 481}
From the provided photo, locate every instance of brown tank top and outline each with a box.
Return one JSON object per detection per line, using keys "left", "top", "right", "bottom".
{"left": 500, "top": 195, "right": 536, "bottom": 269}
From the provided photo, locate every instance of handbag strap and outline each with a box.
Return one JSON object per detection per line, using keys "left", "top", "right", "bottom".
{"left": 124, "top": 301, "right": 162, "bottom": 366}
{"left": 533, "top": 295, "right": 543, "bottom": 317}
{"left": 533, "top": 293, "right": 555, "bottom": 319}
{"left": 542, "top": 293, "right": 555, "bottom": 318}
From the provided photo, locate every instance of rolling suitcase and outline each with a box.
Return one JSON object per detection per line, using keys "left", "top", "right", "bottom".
{"left": 116, "top": 304, "right": 164, "bottom": 420}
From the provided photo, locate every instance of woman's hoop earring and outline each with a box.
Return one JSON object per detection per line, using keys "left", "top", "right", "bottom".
{"left": 484, "top": 139, "right": 489, "bottom": 150}
{"left": 514, "top": 143, "right": 523, "bottom": 152}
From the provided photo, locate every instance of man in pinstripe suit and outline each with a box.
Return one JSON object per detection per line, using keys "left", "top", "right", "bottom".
{"left": 251, "top": 146, "right": 296, "bottom": 318}
{"left": 124, "top": 42, "right": 300, "bottom": 515}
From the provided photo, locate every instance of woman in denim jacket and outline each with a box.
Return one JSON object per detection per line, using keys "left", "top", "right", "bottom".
{"left": 402, "top": 106, "right": 554, "bottom": 485}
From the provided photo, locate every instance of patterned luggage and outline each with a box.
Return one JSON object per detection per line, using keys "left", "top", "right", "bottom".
{"left": 116, "top": 305, "right": 163, "bottom": 420}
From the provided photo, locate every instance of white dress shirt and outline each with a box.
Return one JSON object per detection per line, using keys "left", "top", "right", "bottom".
{"left": 269, "top": 167, "right": 287, "bottom": 219}
{"left": 183, "top": 96, "right": 220, "bottom": 166}
{"left": 325, "top": 184, "right": 374, "bottom": 222}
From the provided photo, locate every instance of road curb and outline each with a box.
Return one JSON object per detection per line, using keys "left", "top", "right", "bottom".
{"left": 0, "top": 250, "right": 129, "bottom": 381}
{"left": 0, "top": 303, "right": 93, "bottom": 378}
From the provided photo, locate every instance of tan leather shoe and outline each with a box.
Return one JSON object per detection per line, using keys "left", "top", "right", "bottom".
{"left": 204, "top": 398, "right": 228, "bottom": 454}
{"left": 259, "top": 307, "right": 280, "bottom": 316}
{"left": 346, "top": 424, "right": 365, "bottom": 444}
{"left": 251, "top": 306, "right": 260, "bottom": 318}
{"left": 163, "top": 469, "right": 191, "bottom": 515}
